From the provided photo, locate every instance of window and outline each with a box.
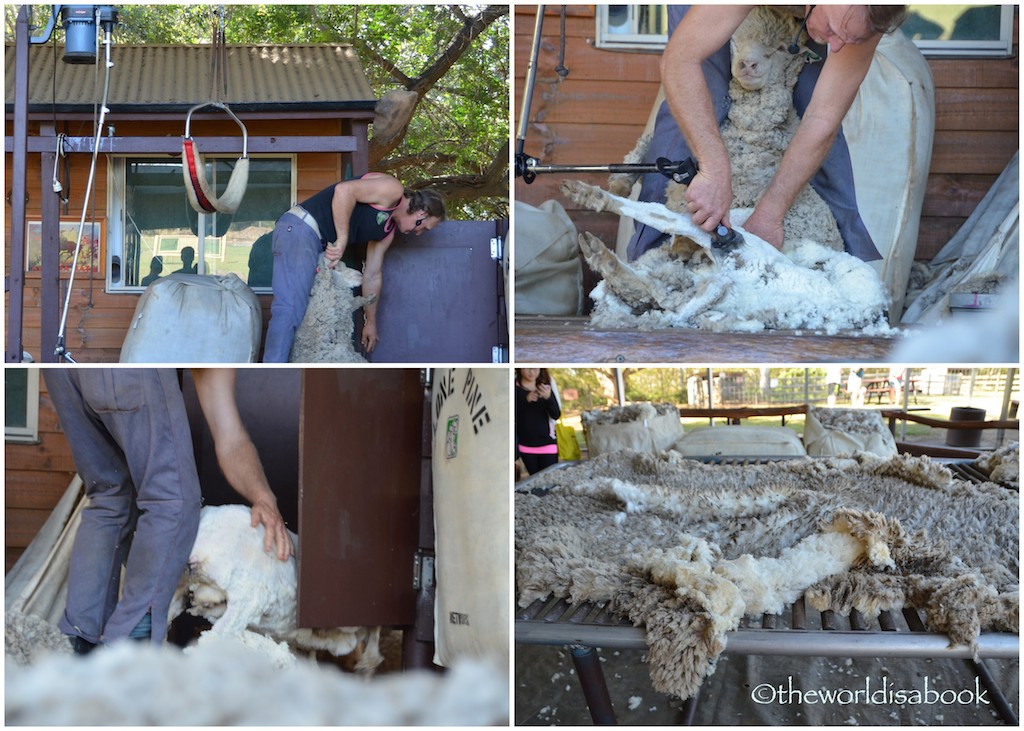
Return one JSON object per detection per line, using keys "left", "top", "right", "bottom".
{"left": 6, "top": 369, "right": 40, "bottom": 443}
{"left": 596, "top": 5, "right": 668, "bottom": 51}
{"left": 900, "top": 5, "right": 1014, "bottom": 57}
{"left": 107, "top": 156, "right": 295, "bottom": 293}
{"left": 594, "top": 5, "right": 1015, "bottom": 57}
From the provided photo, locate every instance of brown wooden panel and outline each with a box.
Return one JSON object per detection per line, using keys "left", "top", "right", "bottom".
{"left": 297, "top": 369, "right": 423, "bottom": 628}
{"left": 915, "top": 216, "right": 969, "bottom": 261}
{"left": 4, "top": 474, "right": 74, "bottom": 508}
{"left": 515, "top": 124, "right": 652, "bottom": 169}
{"left": 5, "top": 508, "right": 52, "bottom": 547}
{"left": 514, "top": 36, "right": 661, "bottom": 86}
{"left": 3, "top": 443, "right": 76, "bottom": 473}
{"left": 514, "top": 316, "right": 901, "bottom": 363}
{"left": 7, "top": 548, "right": 27, "bottom": 573}
{"left": 928, "top": 57, "right": 1019, "bottom": 90}
{"left": 515, "top": 80, "right": 661, "bottom": 128}
{"left": 922, "top": 173, "right": 999, "bottom": 218}
{"left": 933, "top": 88, "right": 1019, "bottom": 131}
{"left": 929, "top": 130, "right": 1018, "bottom": 175}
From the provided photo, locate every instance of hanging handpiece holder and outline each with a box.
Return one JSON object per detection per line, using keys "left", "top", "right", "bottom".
{"left": 182, "top": 101, "right": 250, "bottom": 215}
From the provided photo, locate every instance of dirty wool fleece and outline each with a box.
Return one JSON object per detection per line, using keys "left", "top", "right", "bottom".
{"left": 515, "top": 451, "right": 1018, "bottom": 700}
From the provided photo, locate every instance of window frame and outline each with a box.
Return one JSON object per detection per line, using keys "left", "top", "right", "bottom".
{"left": 105, "top": 153, "right": 297, "bottom": 294}
{"left": 592, "top": 5, "right": 1016, "bottom": 58}
{"left": 5, "top": 369, "right": 40, "bottom": 444}
{"left": 595, "top": 5, "right": 669, "bottom": 51}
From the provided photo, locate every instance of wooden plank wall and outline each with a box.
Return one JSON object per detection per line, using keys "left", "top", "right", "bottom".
{"left": 5, "top": 373, "right": 74, "bottom": 572}
{"left": 514, "top": 5, "right": 1019, "bottom": 262}
{"left": 4, "top": 118, "right": 344, "bottom": 362}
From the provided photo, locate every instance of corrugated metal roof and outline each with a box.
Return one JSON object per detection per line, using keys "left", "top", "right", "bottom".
{"left": 6, "top": 44, "right": 377, "bottom": 111}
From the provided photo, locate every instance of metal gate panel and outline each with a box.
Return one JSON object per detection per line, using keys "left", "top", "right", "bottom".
{"left": 297, "top": 369, "right": 423, "bottom": 628}
{"left": 368, "top": 220, "right": 506, "bottom": 363}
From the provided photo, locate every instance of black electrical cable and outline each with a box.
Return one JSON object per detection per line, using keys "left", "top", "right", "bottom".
{"left": 554, "top": 5, "right": 569, "bottom": 78}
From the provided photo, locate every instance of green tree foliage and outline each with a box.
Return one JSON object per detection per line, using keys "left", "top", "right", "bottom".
{"left": 549, "top": 368, "right": 616, "bottom": 414}
{"left": 7, "top": 4, "right": 508, "bottom": 219}
{"left": 625, "top": 368, "right": 686, "bottom": 405}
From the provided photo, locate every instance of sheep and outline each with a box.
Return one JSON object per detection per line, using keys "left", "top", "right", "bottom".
{"left": 613, "top": 7, "right": 843, "bottom": 254}
{"left": 5, "top": 637, "right": 509, "bottom": 725}
{"left": 168, "top": 504, "right": 383, "bottom": 672}
{"left": 705, "top": 7, "right": 844, "bottom": 253}
{"left": 561, "top": 179, "right": 891, "bottom": 334}
{"left": 289, "top": 255, "right": 374, "bottom": 363}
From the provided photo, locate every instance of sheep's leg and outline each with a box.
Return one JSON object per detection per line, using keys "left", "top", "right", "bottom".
{"left": 206, "top": 596, "right": 261, "bottom": 635}
{"left": 578, "top": 232, "right": 661, "bottom": 314}
{"left": 561, "top": 179, "right": 714, "bottom": 251}
{"left": 354, "top": 626, "right": 384, "bottom": 674}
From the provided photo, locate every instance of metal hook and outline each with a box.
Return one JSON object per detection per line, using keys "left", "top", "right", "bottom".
{"left": 184, "top": 101, "right": 248, "bottom": 158}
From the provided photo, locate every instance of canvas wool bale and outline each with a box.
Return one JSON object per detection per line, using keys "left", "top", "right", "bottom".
{"left": 803, "top": 406, "right": 898, "bottom": 458}
{"left": 120, "top": 273, "right": 261, "bottom": 362}
{"left": 431, "top": 368, "right": 509, "bottom": 666}
{"left": 673, "top": 425, "right": 806, "bottom": 458}
{"left": 583, "top": 403, "right": 684, "bottom": 458}
{"left": 514, "top": 199, "right": 584, "bottom": 316}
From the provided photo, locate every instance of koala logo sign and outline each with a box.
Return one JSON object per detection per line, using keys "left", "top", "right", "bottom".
{"left": 445, "top": 415, "right": 459, "bottom": 459}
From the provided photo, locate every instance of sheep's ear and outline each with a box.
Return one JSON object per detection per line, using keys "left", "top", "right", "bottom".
{"left": 797, "top": 45, "right": 823, "bottom": 64}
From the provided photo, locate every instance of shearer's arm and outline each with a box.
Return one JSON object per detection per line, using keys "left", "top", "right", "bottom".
{"left": 359, "top": 235, "right": 394, "bottom": 353}
{"left": 661, "top": 5, "right": 754, "bottom": 232}
{"left": 190, "top": 368, "right": 293, "bottom": 560}
{"left": 744, "top": 35, "right": 880, "bottom": 248}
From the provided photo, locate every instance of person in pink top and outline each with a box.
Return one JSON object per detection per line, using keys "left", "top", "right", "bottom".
{"left": 515, "top": 368, "right": 562, "bottom": 476}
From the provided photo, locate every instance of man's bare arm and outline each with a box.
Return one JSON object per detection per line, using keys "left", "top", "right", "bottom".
{"left": 190, "top": 368, "right": 293, "bottom": 560}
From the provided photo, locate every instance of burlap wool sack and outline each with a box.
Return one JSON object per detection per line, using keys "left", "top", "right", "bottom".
{"left": 583, "top": 403, "right": 684, "bottom": 458}
{"left": 803, "top": 406, "right": 898, "bottom": 457}
{"left": 514, "top": 199, "right": 583, "bottom": 316}
{"left": 673, "top": 425, "right": 806, "bottom": 457}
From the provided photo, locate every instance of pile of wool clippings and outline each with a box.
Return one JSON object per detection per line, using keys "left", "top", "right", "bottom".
{"left": 5, "top": 636, "right": 508, "bottom": 725}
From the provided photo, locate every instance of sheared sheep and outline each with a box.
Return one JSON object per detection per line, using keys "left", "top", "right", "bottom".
{"left": 562, "top": 179, "right": 891, "bottom": 334}
{"left": 168, "top": 504, "right": 383, "bottom": 672}
{"left": 289, "top": 254, "right": 374, "bottom": 363}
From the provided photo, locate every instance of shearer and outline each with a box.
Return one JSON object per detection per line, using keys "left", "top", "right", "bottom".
{"left": 262, "top": 173, "right": 446, "bottom": 362}
{"left": 628, "top": 5, "right": 908, "bottom": 262}
{"left": 44, "top": 368, "right": 292, "bottom": 654}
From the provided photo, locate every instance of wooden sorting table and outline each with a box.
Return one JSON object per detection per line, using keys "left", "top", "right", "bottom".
{"left": 514, "top": 316, "right": 903, "bottom": 363}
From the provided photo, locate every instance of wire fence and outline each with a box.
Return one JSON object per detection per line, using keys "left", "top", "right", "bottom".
{"left": 684, "top": 368, "right": 1019, "bottom": 407}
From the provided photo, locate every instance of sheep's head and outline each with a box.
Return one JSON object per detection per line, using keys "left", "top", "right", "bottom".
{"left": 729, "top": 8, "right": 806, "bottom": 92}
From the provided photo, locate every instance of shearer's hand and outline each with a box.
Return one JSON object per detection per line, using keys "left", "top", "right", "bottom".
{"left": 684, "top": 169, "right": 733, "bottom": 233}
{"left": 361, "top": 321, "right": 380, "bottom": 352}
{"left": 324, "top": 242, "right": 343, "bottom": 267}
{"left": 250, "top": 498, "right": 293, "bottom": 561}
{"left": 744, "top": 207, "right": 785, "bottom": 251}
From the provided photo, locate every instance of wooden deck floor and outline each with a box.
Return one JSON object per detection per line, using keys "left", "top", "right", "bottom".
{"left": 514, "top": 316, "right": 902, "bottom": 363}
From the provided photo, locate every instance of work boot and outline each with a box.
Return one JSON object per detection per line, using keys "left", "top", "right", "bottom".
{"left": 68, "top": 635, "right": 97, "bottom": 655}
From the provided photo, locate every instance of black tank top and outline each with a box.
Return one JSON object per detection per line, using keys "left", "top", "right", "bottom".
{"left": 298, "top": 181, "right": 399, "bottom": 267}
